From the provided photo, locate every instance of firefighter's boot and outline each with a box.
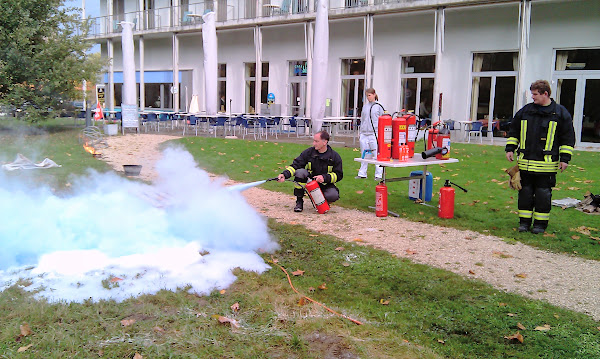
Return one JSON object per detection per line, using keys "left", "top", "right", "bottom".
{"left": 531, "top": 220, "right": 548, "bottom": 234}
{"left": 293, "top": 188, "right": 304, "bottom": 212}
{"left": 518, "top": 218, "right": 531, "bottom": 232}
{"left": 294, "top": 197, "right": 304, "bottom": 212}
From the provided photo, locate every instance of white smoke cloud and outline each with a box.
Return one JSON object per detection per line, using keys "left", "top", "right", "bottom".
{"left": 0, "top": 147, "right": 277, "bottom": 302}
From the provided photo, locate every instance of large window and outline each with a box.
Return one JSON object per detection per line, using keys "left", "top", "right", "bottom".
{"left": 470, "top": 52, "right": 517, "bottom": 137}
{"left": 340, "top": 58, "right": 365, "bottom": 118}
{"left": 554, "top": 48, "right": 600, "bottom": 144}
{"left": 245, "top": 62, "right": 269, "bottom": 113}
{"left": 218, "top": 63, "right": 226, "bottom": 112}
{"left": 400, "top": 55, "right": 435, "bottom": 120}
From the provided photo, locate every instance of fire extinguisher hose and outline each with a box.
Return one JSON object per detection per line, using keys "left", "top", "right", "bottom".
{"left": 268, "top": 257, "right": 363, "bottom": 326}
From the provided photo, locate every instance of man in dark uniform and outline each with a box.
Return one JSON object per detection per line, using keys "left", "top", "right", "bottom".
{"left": 277, "top": 130, "right": 343, "bottom": 212}
{"left": 505, "top": 80, "right": 575, "bottom": 234}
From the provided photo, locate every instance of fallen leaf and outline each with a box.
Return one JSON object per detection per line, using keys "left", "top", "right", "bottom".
{"left": 298, "top": 297, "right": 307, "bottom": 306}
{"left": 352, "top": 238, "right": 364, "bottom": 242}
{"left": 534, "top": 324, "right": 551, "bottom": 331}
{"left": 405, "top": 249, "right": 417, "bottom": 255}
{"left": 243, "top": 171, "right": 250, "bottom": 174}
{"left": 110, "top": 277, "right": 123, "bottom": 283}
{"left": 342, "top": 262, "right": 350, "bottom": 267}
{"left": 380, "top": 299, "right": 390, "bottom": 305}
{"left": 356, "top": 190, "right": 364, "bottom": 194}
{"left": 335, "top": 247, "right": 344, "bottom": 251}
{"left": 219, "top": 289, "right": 226, "bottom": 294}
{"left": 543, "top": 233, "right": 557, "bottom": 238}
{"left": 309, "top": 234, "right": 319, "bottom": 237}
{"left": 437, "top": 339, "right": 445, "bottom": 344}
{"left": 571, "top": 235, "right": 580, "bottom": 240}
{"left": 231, "top": 302, "right": 240, "bottom": 312}
{"left": 120, "top": 319, "right": 136, "bottom": 327}
{"left": 17, "top": 344, "right": 33, "bottom": 353}
{"left": 498, "top": 302, "right": 507, "bottom": 307}
{"left": 504, "top": 332, "right": 524, "bottom": 343}
{"left": 317, "top": 283, "right": 327, "bottom": 290}
{"left": 468, "top": 270, "right": 475, "bottom": 275}
{"left": 507, "top": 313, "right": 516, "bottom": 317}
{"left": 291, "top": 270, "right": 305, "bottom": 276}
{"left": 517, "top": 322, "right": 526, "bottom": 330}
{"left": 153, "top": 326, "right": 164, "bottom": 333}
{"left": 20, "top": 323, "right": 32, "bottom": 336}
{"left": 515, "top": 273, "right": 527, "bottom": 278}
{"left": 133, "top": 353, "right": 143, "bottom": 359}
{"left": 214, "top": 315, "right": 240, "bottom": 328}
{"left": 308, "top": 287, "right": 315, "bottom": 292}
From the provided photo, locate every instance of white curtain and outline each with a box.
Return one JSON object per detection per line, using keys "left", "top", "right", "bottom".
{"left": 202, "top": 12, "right": 218, "bottom": 115}
{"left": 310, "top": 0, "right": 329, "bottom": 133}
{"left": 121, "top": 22, "right": 136, "bottom": 106}
{"left": 470, "top": 54, "right": 484, "bottom": 121}
{"left": 555, "top": 52, "right": 569, "bottom": 101}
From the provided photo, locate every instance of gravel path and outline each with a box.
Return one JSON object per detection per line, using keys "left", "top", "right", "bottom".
{"left": 100, "top": 134, "right": 600, "bottom": 321}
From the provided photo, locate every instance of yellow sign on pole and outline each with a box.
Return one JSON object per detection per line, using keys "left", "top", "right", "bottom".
{"left": 96, "top": 84, "right": 105, "bottom": 106}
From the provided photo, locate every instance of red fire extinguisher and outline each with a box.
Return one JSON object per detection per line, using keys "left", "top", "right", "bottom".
{"left": 427, "top": 122, "right": 451, "bottom": 160}
{"left": 391, "top": 115, "right": 407, "bottom": 160}
{"left": 405, "top": 114, "right": 417, "bottom": 158}
{"left": 305, "top": 178, "right": 330, "bottom": 214}
{"left": 377, "top": 114, "right": 392, "bottom": 161}
{"left": 438, "top": 180, "right": 468, "bottom": 219}
{"left": 375, "top": 181, "right": 388, "bottom": 217}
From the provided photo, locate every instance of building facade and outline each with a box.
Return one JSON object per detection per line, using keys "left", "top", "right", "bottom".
{"left": 88, "top": 0, "right": 600, "bottom": 147}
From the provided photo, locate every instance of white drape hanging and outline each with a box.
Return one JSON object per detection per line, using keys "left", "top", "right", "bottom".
{"left": 310, "top": 0, "right": 329, "bottom": 134}
{"left": 470, "top": 54, "right": 484, "bottom": 121}
{"left": 121, "top": 22, "right": 136, "bottom": 107}
{"left": 202, "top": 12, "right": 218, "bottom": 115}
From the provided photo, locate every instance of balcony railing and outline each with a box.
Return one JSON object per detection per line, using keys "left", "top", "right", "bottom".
{"left": 87, "top": 0, "right": 409, "bottom": 37}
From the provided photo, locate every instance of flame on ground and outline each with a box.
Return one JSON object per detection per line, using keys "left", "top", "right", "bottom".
{"left": 83, "top": 142, "right": 101, "bottom": 156}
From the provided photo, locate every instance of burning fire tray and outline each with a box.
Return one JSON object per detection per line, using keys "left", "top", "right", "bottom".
{"left": 123, "top": 165, "right": 142, "bottom": 176}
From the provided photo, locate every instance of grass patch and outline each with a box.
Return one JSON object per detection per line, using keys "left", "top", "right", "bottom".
{"left": 1, "top": 222, "right": 599, "bottom": 358}
{"left": 177, "top": 136, "right": 600, "bottom": 260}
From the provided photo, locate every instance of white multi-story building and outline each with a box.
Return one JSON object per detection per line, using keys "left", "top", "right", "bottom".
{"left": 88, "top": 0, "right": 600, "bottom": 146}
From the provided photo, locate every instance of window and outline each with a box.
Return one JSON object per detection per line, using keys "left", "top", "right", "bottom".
{"left": 555, "top": 49, "right": 600, "bottom": 71}
{"left": 289, "top": 61, "right": 307, "bottom": 116}
{"left": 470, "top": 52, "right": 518, "bottom": 136}
{"left": 218, "top": 63, "right": 226, "bottom": 112}
{"left": 340, "top": 59, "right": 365, "bottom": 117}
{"left": 400, "top": 55, "right": 435, "bottom": 120}
{"left": 245, "top": 62, "right": 269, "bottom": 113}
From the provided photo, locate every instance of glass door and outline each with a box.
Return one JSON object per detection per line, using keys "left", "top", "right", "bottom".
{"left": 341, "top": 78, "right": 364, "bottom": 118}
{"left": 554, "top": 75, "right": 600, "bottom": 145}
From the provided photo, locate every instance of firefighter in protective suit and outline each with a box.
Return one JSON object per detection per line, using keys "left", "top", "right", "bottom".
{"left": 277, "top": 131, "right": 343, "bottom": 212}
{"left": 505, "top": 80, "right": 575, "bottom": 234}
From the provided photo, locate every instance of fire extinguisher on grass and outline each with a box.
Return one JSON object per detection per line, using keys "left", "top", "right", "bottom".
{"left": 375, "top": 181, "right": 388, "bottom": 217}
{"left": 438, "top": 180, "right": 468, "bottom": 219}
{"left": 305, "top": 178, "right": 330, "bottom": 214}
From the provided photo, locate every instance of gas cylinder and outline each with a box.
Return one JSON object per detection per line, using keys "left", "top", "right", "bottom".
{"left": 391, "top": 116, "right": 407, "bottom": 160}
{"left": 377, "top": 114, "right": 392, "bottom": 161}
{"left": 305, "top": 178, "right": 330, "bottom": 214}
{"left": 404, "top": 114, "right": 417, "bottom": 158}
{"left": 438, "top": 180, "right": 455, "bottom": 219}
{"left": 375, "top": 181, "right": 388, "bottom": 217}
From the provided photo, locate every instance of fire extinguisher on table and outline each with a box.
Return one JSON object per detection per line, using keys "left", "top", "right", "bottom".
{"left": 305, "top": 178, "right": 330, "bottom": 214}
{"left": 391, "top": 115, "right": 407, "bottom": 160}
{"left": 377, "top": 114, "right": 393, "bottom": 161}
{"left": 424, "top": 121, "right": 451, "bottom": 160}
{"left": 438, "top": 180, "right": 468, "bottom": 219}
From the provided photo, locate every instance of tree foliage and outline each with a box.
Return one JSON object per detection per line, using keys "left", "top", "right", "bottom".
{"left": 0, "top": 0, "right": 105, "bottom": 121}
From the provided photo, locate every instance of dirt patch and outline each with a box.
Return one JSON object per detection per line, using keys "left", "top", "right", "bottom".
{"left": 100, "top": 134, "right": 600, "bottom": 321}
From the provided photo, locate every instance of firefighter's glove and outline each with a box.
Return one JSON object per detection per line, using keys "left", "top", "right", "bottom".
{"left": 505, "top": 165, "right": 521, "bottom": 191}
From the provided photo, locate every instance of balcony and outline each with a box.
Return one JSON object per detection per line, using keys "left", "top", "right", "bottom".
{"left": 86, "top": 0, "right": 467, "bottom": 38}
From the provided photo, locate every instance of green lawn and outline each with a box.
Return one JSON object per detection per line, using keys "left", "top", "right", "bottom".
{"left": 1, "top": 119, "right": 599, "bottom": 358}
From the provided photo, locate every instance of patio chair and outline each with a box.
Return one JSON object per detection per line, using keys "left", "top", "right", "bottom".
{"left": 143, "top": 113, "right": 159, "bottom": 132}
{"left": 468, "top": 121, "right": 483, "bottom": 143}
{"left": 240, "top": 119, "right": 258, "bottom": 140}
{"left": 210, "top": 116, "right": 229, "bottom": 137}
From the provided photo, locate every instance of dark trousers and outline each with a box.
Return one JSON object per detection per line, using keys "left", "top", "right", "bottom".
{"left": 518, "top": 171, "right": 555, "bottom": 228}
